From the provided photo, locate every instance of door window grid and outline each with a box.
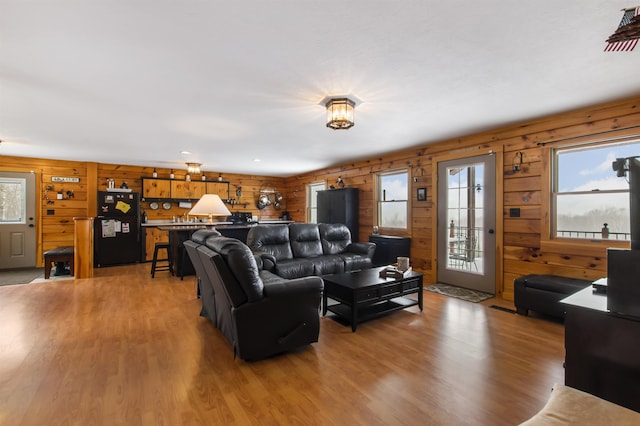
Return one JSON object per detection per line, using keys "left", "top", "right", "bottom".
{"left": 446, "top": 164, "right": 484, "bottom": 274}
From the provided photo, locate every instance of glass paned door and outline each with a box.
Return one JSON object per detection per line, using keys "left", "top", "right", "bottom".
{"left": 437, "top": 154, "right": 496, "bottom": 294}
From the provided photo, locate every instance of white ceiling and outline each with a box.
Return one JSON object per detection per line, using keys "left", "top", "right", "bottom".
{"left": 2, "top": 1, "right": 640, "bottom": 177}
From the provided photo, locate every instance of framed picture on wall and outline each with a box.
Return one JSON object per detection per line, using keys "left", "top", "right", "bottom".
{"left": 417, "top": 187, "right": 427, "bottom": 201}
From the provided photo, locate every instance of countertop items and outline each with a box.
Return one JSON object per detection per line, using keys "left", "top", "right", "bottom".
{"left": 142, "top": 220, "right": 294, "bottom": 227}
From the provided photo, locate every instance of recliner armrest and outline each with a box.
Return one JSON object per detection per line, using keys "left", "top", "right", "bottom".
{"left": 346, "top": 242, "right": 376, "bottom": 258}
{"left": 263, "top": 276, "right": 324, "bottom": 297}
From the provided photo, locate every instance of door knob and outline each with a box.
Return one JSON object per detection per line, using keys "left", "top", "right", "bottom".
{"left": 488, "top": 229, "right": 495, "bottom": 234}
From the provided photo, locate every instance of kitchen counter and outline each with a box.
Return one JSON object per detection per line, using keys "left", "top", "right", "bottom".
{"left": 143, "top": 220, "right": 294, "bottom": 227}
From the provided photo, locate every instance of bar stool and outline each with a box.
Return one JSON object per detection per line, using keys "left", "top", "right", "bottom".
{"left": 151, "top": 242, "right": 172, "bottom": 278}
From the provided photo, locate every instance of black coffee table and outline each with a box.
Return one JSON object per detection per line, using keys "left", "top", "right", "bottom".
{"left": 322, "top": 266, "right": 423, "bottom": 331}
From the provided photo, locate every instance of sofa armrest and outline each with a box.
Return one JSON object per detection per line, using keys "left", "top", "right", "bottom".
{"left": 252, "top": 251, "right": 277, "bottom": 271}
{"left": 263, "top": 276, "right": 324, "bottom": 297}
{"left": 346, "top": 242, "right": 376, "bottom": 258}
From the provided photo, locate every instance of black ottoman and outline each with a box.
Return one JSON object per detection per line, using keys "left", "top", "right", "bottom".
{"left": 514, "top": 274, "right": 591, "bottom": 319}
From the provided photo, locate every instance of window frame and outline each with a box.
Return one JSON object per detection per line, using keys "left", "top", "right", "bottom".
{"left": 375, "top": 168, "right": 409, "bottom": 233}
{"left": 542, "top": 139, "right": 635, "bottom": 250}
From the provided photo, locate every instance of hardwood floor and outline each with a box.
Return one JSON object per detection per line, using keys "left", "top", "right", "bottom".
{"left": 0, "top": 264, "right": 564, "bottom": 425}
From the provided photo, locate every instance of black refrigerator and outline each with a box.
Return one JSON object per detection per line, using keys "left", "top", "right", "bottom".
{"left": 94, "top": 191, "right": 141, "bottom": 267}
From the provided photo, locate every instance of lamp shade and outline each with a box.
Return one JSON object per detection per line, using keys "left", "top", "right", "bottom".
{"left": 326, "top": 98, "right": 355, "bottom": 130}
{"left": 188, "top": 194, "right": 231, "bottom": 223}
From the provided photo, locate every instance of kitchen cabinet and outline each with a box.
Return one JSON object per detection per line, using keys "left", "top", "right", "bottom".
{"left": 317, "top": 188, "right": 359, "bottom": 241}
{"left": 143, "top": 178, "right": 171, "bottom": 199}
{"left": 170, "top": 180, "right": 206, "bottom": 200}
{"left": 141, "top": 177, "right": 230, "bottom": 201}
{"left": 142, "top": 226, "right": 168, "bottom": 261}
{"left": 206, "top": 182, "right": 231, "bottom": 200}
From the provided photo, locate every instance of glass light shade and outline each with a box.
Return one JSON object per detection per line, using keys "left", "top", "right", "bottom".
{"left": 188, "top": 194, "right": 231, "bottom": 223}
{"left": 326, "top": 98, "right": 355, "bottom": 130}
{"left": 186, "top": 162, "right": 201, "bottom": 174}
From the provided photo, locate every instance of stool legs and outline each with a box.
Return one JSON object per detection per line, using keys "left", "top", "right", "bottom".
{"left": 151, "top": 243, "right": 172, "bottom": 278}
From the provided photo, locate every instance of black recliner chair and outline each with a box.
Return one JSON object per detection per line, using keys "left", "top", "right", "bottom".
{"left": 184, "top": 229, "right": 222, "bottom": 320}
{"left": 193, "top": 234, "right": 323, "bottom": 361}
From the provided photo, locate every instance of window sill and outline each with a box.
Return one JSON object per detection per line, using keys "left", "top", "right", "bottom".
{"left": 541, "top": 238, "right": 630, "bottom": 258}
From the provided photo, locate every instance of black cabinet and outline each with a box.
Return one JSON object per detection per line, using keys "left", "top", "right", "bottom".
{"left": 317, "top": 188, "right": 359, "bottom": 241}
{"left": 369, "top": 234, "right": 411, "bottom": 267}
{"left": 562, "top": 287, "right": 640, "bottom": 412}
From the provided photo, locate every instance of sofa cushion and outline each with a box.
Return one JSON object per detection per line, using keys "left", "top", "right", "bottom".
{"left": 205, "top": 236, "right": 264, "bottom": 302}
{"left": 275, "top": 259, "right": 315, "bottom": 279}
{"left": 247, "top": 224, "right": 293, "bottom": 261}
{"left": 319, "top": 223, "right": 352, "bottom": 255}
{"left": 289, "top": 223, "right": 323, "bottom": 258}
{"left": 310, "top": 254, "right": 345, "bottom": 275}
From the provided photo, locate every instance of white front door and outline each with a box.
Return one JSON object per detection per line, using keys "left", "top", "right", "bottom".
{"left": 0, "top": 171, "right": 37, "bottom": 269}
{"left": 437, "top": 154, "right": 496, "bottom": 294}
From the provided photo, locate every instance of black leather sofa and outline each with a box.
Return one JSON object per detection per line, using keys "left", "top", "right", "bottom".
{"left": 246, "top": 223, "right": 376, "bottom": 279}
{"left": 185, "top": 230, "right": 323, "bottom": 361}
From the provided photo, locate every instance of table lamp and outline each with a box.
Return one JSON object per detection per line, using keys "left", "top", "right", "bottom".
{"left": 188, "top": 194, "right": 231, "bottom": 225}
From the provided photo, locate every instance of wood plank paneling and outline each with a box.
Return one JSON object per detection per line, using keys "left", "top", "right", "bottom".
{"left": 4, "top": 95, "right": 640, "bottom": 300}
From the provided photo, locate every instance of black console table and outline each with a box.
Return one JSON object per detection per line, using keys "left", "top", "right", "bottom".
{"left": 368, "top": 235, "right": 410, "bottom": 267}
{"left": 560, "top": 287, "right": 640, "bottom": 412}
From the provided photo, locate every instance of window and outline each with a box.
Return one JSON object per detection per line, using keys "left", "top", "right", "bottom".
{"left": 553, "top": 141, "right": 640, "bottom": 240}
{"left": 0, "top": 177, "right": 26, "bottom": 223}
{"left": 306, "top": 181, "right": 326, "bottom": 223}
{"left": 376, "top": 170, "right": 408, "bottom": 229}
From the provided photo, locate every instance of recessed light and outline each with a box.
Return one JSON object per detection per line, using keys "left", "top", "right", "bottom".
{"left": 181, "top": 151, "right": 192, "bottom": 155}
{"left": 253, "top": 158, "right": 261, "bottom": 162}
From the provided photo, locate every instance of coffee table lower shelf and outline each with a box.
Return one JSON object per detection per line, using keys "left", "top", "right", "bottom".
{"left": 326, "top": 296, "right": 419, "bottom": 327}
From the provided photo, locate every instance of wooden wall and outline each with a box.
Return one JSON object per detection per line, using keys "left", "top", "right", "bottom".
{"left": 0, "top": 157, "right": 286, "bottom": 268}
{"left": 3, "top": 95, "right": 639, "bottom": 300}
{"left": 283, "top": 95, "right": 640, "bottom": 300}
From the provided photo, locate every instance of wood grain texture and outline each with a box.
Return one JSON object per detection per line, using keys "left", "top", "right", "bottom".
{"left": 3, "top": 95, "right": 640, "bottom": 300}
{"left": 0, "top": 263, "right": 565, "bottom": 425}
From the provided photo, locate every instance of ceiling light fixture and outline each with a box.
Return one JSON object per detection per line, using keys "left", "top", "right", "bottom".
{"left": 325, "top": 98, "right": 355, "bottom": 130}
{"left": 186, "top": 162, "right": 201, "bottom": 174}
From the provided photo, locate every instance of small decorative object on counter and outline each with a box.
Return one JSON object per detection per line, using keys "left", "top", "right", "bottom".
{"left": 142, "top": 209, "right": 148, "bottom": 223}
{"left": 120, "top": 181, "right": 128, "bottom": 189}
{"left": 218, "top": 173, "right": 223, "bottom": 181}
{"left": 602, "top": 223, "right": 609, "bottom": 239}
{"left": 372, "top": 225, "right": 379, "bottom": 234}
{"left": 170, "top": 169, "right": 175, "bottom": 179}
{"left": 107, "top": 178, "right": 115, "bottom": 189}
{"left": 201, "top": 173, "right": 206, "bottom": 181}
{"left": 152, "top": 168, "right": 158, "bottom": 178}
{"left": 185, "top": 173, "right": 191, "bottom": 182}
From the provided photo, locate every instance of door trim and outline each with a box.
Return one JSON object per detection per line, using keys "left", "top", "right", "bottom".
{"left": 431, "top": 148, "right": 504, "bottom": 296}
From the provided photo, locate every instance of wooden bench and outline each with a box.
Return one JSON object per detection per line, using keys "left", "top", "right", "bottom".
{"left": 44, "top": 246, "right": 74, "bottom": 279}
